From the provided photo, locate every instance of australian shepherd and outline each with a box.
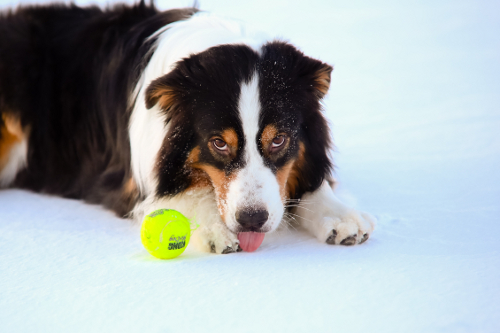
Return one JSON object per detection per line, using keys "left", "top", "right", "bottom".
{"left": 0, "top": 1, "right": 374, "bottom": 253}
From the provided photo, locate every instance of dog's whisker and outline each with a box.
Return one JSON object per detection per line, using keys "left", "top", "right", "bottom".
{"left": 281, "top": 216, "right": 298, "bottom": 232}
{"left": 283, "top": 213, "right": 299, "bottom": 225}
{"left": 284, "top": 199, "right": 314, "bottom": 203}
{"left": 284, "top": 205, "right": 314, "bottom": 213}
{"left": 286, "top": 212, "right": 316, "bottom": 224}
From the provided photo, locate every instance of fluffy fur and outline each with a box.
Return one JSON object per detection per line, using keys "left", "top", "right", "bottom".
{"left": 0, "top": 1, "right": 374, "bottom": 253}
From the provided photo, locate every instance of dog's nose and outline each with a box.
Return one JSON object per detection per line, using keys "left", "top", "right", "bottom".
{"left": 235, "top": 209, "right": 269, "bottom": 230}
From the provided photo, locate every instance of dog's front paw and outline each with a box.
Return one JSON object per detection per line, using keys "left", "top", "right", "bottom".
{"left": 319, "top": 211, "right": 375, "bottom": 246}
{"left": 294, "top": 182, "right": 376, "bottom": 246}
{"left": 193, "top": 222, "right": 241, "bottom": 254}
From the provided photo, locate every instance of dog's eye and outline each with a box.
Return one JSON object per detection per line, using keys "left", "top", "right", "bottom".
{"left": 272, "top": 135, "right": 285, "bottom": 148}
{"left": 213, "top": 139, "right": 228, "bottom": 151}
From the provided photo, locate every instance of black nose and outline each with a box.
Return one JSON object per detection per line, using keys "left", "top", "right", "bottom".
{"left": 235, "top": 209, "right": 269, "bottom": 230}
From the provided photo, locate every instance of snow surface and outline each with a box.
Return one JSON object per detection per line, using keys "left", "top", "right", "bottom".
{"left": 1, "top": 0, "right": 499, "bottom": 332}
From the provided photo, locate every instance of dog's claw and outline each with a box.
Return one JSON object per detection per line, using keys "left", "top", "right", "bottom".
{"left": 360, "top": 233, "right": 369, "bottom": 244}
{"left": 340, "top": 234, "right": 357, "bottom": 246}
{"left": 221, "top": 246, "right": 235, "bottom": 254}
{"left": 209, "top": 242, "right": 241, "bottom": 254}
{"left": 325, "top": 230, "right": 337, "bottom": 245}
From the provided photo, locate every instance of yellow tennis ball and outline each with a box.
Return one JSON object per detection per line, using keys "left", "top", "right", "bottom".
{"left": 140, "top": 209, "right": 191, "bottom": 259}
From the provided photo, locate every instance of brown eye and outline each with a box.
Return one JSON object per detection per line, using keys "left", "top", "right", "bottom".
{"left": 271, "top": 135, "right": 285, "bottom": 148}
{"left": 213, "top": 139, "right": 228, "bottom": 151}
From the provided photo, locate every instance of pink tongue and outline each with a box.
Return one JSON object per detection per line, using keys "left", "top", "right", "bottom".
{"left": 238, "top": 232, "right": 265, "bottom": 252}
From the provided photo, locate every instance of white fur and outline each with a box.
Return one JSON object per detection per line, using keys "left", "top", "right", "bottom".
{"left": 134, "top": 186, "right": 238, "bottom": 253}
{"left": 223, "top": 73, "right": 284, "bottom": 233}
{"left": 296, "top": 182, "right": 376, "bottom": 244}
{"left": 129, "top": 13, "right": 375, "bottom": 253}
{"left": 129, "top": 13, "right": 270, "bottom": 253}
{"left": 0, "top": 137, "right": 28, "bottom": 187}
{"left": 129, "top": 13, "right": 268, "bottom": 195}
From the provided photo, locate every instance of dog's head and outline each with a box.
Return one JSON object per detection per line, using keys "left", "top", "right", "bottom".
{"left": 144, "top": 41, "right": 333, "bottom": 234}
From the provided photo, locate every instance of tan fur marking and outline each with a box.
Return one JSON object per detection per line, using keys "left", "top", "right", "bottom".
{"left": 150, "top": 85, "right": 177, "bottom": 110}
{"left": 116, "top": 177, "right": 140, "bottom": 216}
{"left": 123, "top": 178, "right": 137, "bottom": 196}
{"left": 285, "top": 142, "right": 306, "bottom": 199}
{"left": 185, "top": 146, "right": 215, "bottom": 191}
{"left": 186, "top": 146, "right": 201, "bottom": 164}
{"left": 194, "top": 164, "right": 235, "bottom": 221}
{"left": 186, "top": 146, "right": 235, "bottom": 220}
{"left": 187, "top": 139, "right": 239, "bottom": 220}
{"left": 187, "top": 168, "right": 213, "bottom": 190}
{"left": 221, "top": 128, "right": 238, "bottom": 148}
{"left": 314, "top": 66, "right": 332, "bottom": 97}
{"left": 261, "top": 124, "right": 278, "bottom": 155}
{"left": 276, "top": 160, "right": 295, "bottom": 201}
{"left": 0, "top": 114, "right": 24, "bottom": 172}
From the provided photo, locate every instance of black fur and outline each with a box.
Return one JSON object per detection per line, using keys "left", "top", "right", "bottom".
{"left": 146, "top": 44, "right": 260, "bottom": 197}
{"left": 259, "top": 42, "right": 333, "bottom": 199}
{"left": 146, "top": 42, "right": 333, "bottom": 201}
{"left": 0, "top": 2, "right": 196, "bottom": 215}
{"left": 1, "top": 1, "right": 332, "bottom": 218}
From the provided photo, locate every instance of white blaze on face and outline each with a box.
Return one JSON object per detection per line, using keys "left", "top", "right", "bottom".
{"left": 223, "top": 73, "right": 284, "bottom": 232}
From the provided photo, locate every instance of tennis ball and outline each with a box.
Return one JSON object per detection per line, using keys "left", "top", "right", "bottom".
{"left": 140, "top": 209, "right": 191, "bottom": 259}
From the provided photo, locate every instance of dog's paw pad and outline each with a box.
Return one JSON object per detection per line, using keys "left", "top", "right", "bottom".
{"left": 325, "top": 230, "right": 338, "bottom": 245}
{"left": 340, "top": 234, "right": 357, "bottom": 246}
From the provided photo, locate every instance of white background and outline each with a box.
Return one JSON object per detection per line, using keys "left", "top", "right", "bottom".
{"left": 1, "top": 0, "right": 499, "bottom": 332}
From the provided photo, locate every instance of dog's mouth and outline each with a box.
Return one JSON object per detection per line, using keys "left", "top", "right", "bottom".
{"left": 238, "top": 232, "right": 265, "bottom": 252}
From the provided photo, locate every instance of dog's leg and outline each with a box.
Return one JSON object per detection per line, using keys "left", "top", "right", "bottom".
{"left": 188, "top": 189, "right": 241, "bottom": 254}
{"left": 295, "top": 182, "right": 375, "bottom": 245}
{"left": 192, "top": 216, "right": 242, "bottom": 254}
{"left": 133, "top": 187, "right": 241, "bottom": 254}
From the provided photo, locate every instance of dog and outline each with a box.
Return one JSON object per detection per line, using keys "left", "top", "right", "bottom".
{"left": 0, "top": 1, "right": 374, "bottom": 253}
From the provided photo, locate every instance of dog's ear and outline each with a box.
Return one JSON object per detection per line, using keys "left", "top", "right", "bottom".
{"left": 260, "top": 41, "right": 333, "bottom": 100}
{"left": 144, "top": 74, "right": 196, "bottom": 197}
{"left": 145, "top": 75, "right": 179, "bottom": 110}
{"left": 294, "top": 49, "right": 333, "bottom": 100}
{"left": 311, "top": 62, "right": 333, "bottom": 99}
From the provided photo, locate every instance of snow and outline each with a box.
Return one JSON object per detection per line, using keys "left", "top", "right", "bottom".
{"left": 1, "top": 0, "right": 499, "bottom": 332}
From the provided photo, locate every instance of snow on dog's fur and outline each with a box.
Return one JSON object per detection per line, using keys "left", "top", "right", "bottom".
{"left": 0, "top": 1, "right": 374, "bottom": 253}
